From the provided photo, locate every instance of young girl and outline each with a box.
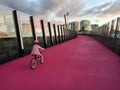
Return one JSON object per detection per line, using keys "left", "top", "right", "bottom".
{"left": 31, "top": 39, "right": 45, "bottom": 63}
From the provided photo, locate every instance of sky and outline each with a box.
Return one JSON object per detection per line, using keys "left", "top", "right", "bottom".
{"left": 0, "top": 0, "right": 120, "bottom": 26}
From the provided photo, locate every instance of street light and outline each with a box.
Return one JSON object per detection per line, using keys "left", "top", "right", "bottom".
{"left": 64, "top": 14, "right": 67, "bottom": 29}
{"left": 64, "top": 12, "right": 69, "bottom": 30}
{"left": 66, "top": 12, "right": 69, "bottom": 24}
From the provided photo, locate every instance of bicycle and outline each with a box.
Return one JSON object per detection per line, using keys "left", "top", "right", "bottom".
{"left": 30, "top": 52, "right": 44, "bottom": 69}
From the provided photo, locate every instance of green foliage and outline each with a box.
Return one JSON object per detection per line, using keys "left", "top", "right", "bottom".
{"left": 79, "top": 29, "right": 87, "bottom": 32}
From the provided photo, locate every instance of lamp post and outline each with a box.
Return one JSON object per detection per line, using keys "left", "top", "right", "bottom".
{"left": 64, "top": 14, "right": 67, "bottom": 29}
{"left": 64, "top": 12, "right": 69, "bottom": 30}
{"left": 66, "top": 12, "right": 69, "bottom": 24}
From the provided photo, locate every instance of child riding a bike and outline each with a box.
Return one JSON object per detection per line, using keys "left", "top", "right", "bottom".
{"left": 31, "top": 39, "right": 45, "bottom": 63}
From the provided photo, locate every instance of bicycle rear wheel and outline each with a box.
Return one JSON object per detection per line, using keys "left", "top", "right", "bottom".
{"left": 30, "top": 58, "right": 37, "bottom": 69}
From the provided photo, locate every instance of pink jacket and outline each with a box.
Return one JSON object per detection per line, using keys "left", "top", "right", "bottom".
{"left": 31, "top": 44, "right": 45, "bottom": 56}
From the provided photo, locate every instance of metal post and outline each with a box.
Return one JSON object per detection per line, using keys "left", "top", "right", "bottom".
{"left": 48, "top": 22, "right": 53, "bottom": 46}
{"left": 53, "top": 24, "right": 57, "bottom": 44}
{"left": 60, "top": 25, "right": 64, "bottom": 42}
{"left": 13, "top": 10, "right": 24, "bottom": 56}
{"left": 30, "top": 16, "right": 36, "bottom": 40}
{"left": 40, "top": 20, "right": 47, "bottom": 48}
{"left": 57, "top": 25, "right": 61, "bottom": 43}
{"left": 115, "top": 17, "right": 120, "bottom": 38}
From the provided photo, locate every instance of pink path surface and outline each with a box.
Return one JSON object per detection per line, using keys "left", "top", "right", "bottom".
{"left": 0, "top": 35, "right": 120, "bottom": 90}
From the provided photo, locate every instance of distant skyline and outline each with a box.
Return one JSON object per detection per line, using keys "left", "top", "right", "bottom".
{"left": 0, "top": 0, "right": 120, "bottom": 26}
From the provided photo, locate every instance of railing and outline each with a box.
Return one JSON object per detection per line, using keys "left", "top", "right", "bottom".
{"left": 0, "top": 4, "right": 77, "bottom": 64}
{"left": 90, "top": 17, "right": 120, "bottom": 56}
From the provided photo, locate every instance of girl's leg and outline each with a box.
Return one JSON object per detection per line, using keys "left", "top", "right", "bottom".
{"left": 40, "top": 54, "right": 44, "bottom": 64}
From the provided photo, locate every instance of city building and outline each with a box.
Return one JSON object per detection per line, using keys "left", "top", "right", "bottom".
{"left": 80, "top": 20, "right": 91, "bottom": 31}
{"left": 91, "top": 24, "right": 99, "bottom": 30}
{"left": 69, "top": 22, "right": 80, "bottom": 31}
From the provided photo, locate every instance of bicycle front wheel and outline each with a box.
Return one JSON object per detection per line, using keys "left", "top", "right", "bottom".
{"left": 30, "top": 58, "right": 37, "bottom": 69}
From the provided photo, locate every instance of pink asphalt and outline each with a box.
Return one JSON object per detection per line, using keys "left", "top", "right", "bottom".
{"left": 0, "top": 35, "right": 120, "bottom": 90}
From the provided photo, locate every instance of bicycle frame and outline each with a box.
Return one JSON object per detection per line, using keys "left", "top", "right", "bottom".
{"left": 30, "top": 54, "right": 44, "bottom": 69}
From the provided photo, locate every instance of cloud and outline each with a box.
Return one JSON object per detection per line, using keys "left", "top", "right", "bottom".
{"left": 0, "top": 0, "right": 85, "bottom": 20}
{"left": 0, "top": 0, "right": 83, "bottom": 15}
{"left": 1, "top": 0, "right": 120, "bottom": 25}
{"left": 100, "top": 0, "right": 120, "bottom": 18}
{"left": 0, "top": 0, "right": 57, "bottom": 15}
{"left": 79, "top": 1, "right": 113, "bottom": 17}
{"left": 79, "top": 0, "right": 120, "bottom": 19}
{"left": 50, "top": 18, "right": 65, "bottom": 25}
{"left": 56, "top": 0, "right": 85, "bottom": 17}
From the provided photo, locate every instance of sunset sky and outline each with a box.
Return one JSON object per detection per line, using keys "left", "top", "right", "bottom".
{"left": 0, "top": 0, "right": 120, "bottom": 26}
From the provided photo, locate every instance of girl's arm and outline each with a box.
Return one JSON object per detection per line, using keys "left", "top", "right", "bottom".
{"left": 38, "top": 46, "right": 45, "bottom": 51}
